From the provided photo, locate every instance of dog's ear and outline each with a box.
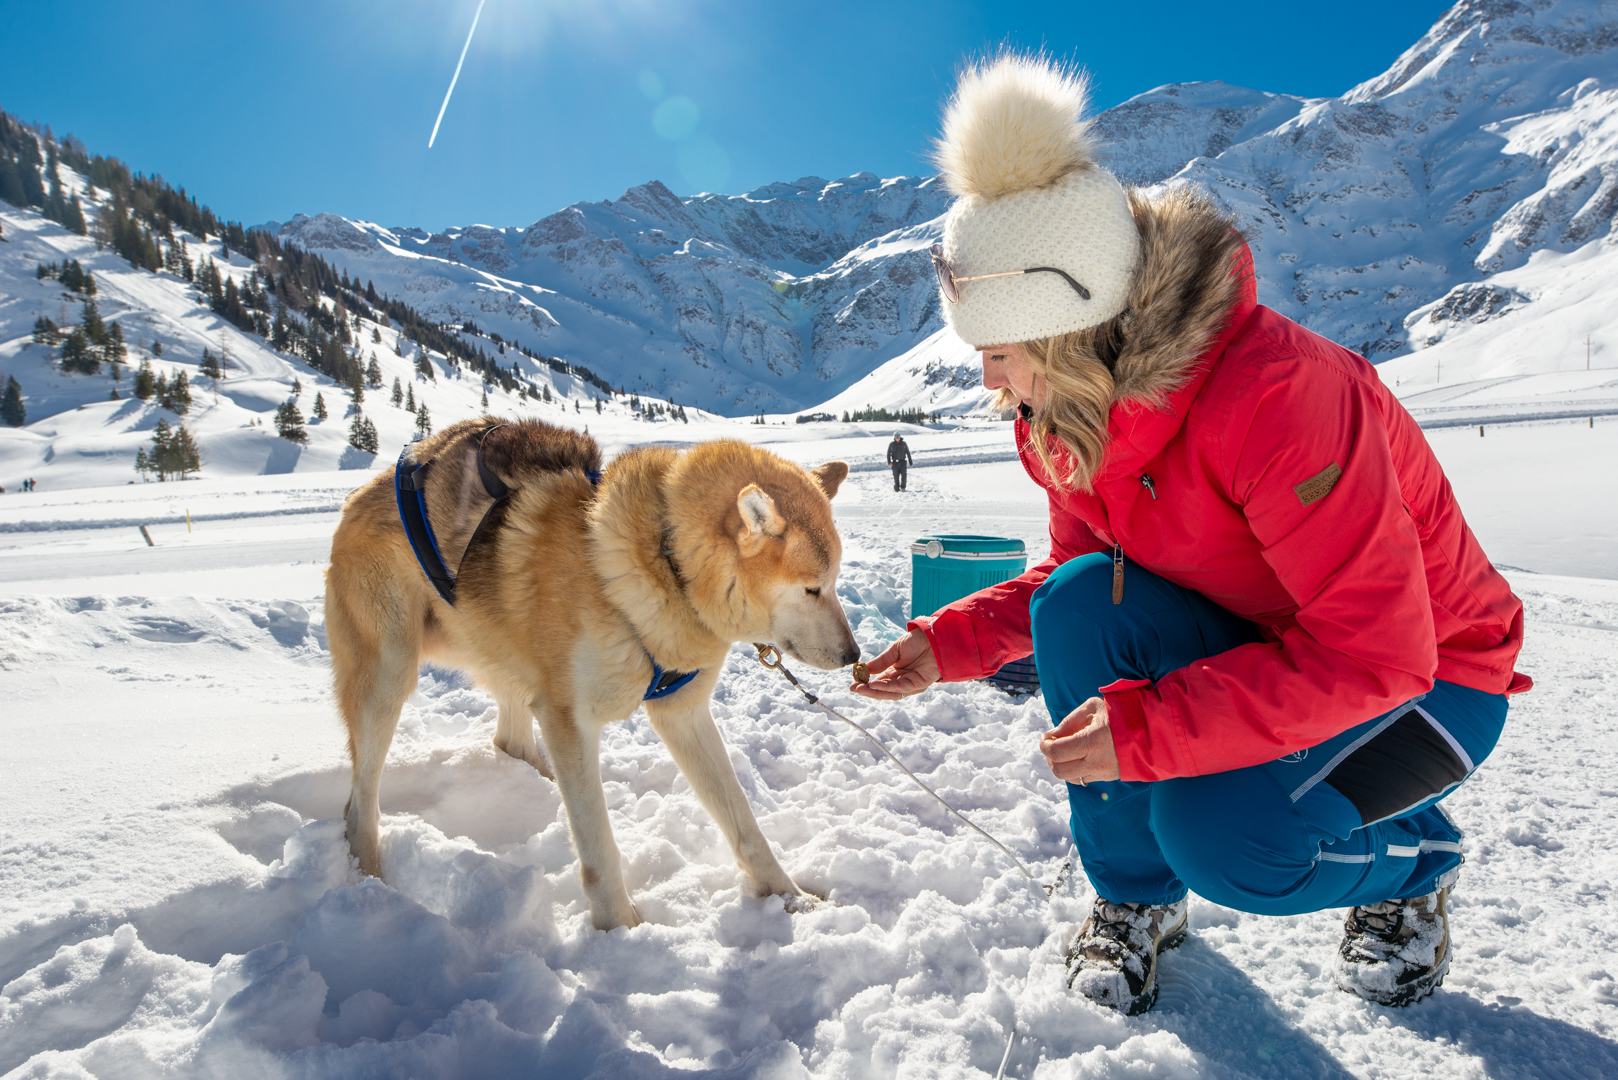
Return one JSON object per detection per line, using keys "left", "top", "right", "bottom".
{"left": 809, "top": 461, "right": 848, "bottom": 500}
{"left": 737, "top": 483, "right": 785, "bottom": 540}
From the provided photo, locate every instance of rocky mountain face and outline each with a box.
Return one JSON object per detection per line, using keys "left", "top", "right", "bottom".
{"left": 268, "top": 174, "right": 952, "bottom": 414}
{"left": 271, "top": 0, "right": 1618, "bottom": 415}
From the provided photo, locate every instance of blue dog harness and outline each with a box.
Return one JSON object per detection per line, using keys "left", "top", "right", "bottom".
{"left": 395, "top": 430, "right": 698, "bottom": 702}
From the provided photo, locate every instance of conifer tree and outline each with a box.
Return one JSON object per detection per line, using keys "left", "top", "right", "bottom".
{"left": 365, "top": 354, "right": 382, "bottom": 389}
{"left": 348, "top": 411, "right": 379, "bottom": 454}
{"left": 391, "top": 377, "right": 403, "bottom": 407}
{"left": 171, "top": 423, "right": 202, "bottom": 478}
{"left": 60, "top": 328, "right": 98, "bottom": 375}
{"left": 292, "top": 376, "right": 303, "bottom": 396}
{"left": 313, "top": 391, "right": 327, "bottom": 420}
{"left": 371, "top": 327, "right": 381, "bottom": 344}
{"left": 416, "top": 351, "right": 435, "bottom": 382}
{"left": 200, "top": 348, "right": 221, "bottom": 380}
{"left": 104, "top": 321, "right": 127, "bottom": 369}
{"left": 79, "top": 300, "right": 107, "bottom": 346}
{"left": 144, "top": 421, "right": 202, "bottom": 480}
{"left": 165, "top": 370, "right": 192, "bottom": 415}
{"left": 151, "top": 338, "right": 161, "bottom": 357}
{"left": 1, "top": 375, "right": 25, "bottom": 427}
{"left": 274, "top": 399, "right": 307, "bottom": 443}
{"left": 414, "top": 402, "right": 431, "bottom": 436}
{"left": 481, "top": 388, "right": 489, "bottom": 408}
{"left": 133, "top": 357, "right": 156, "bottom": 400}
{"left": 32, "top": 317, "right": 60, "bottom": 345}
{"left": 405, "top": 384, "right": 416, "bottom": 413}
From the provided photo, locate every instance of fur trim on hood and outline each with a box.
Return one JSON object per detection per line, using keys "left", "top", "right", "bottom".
{"left": 1109, "top": 186, "right": 1250, "bottom": 409}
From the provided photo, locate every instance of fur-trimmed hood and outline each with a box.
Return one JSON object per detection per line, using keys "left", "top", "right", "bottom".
{"left": 1107, "top": 186, "right": 1253, "bottom": 411}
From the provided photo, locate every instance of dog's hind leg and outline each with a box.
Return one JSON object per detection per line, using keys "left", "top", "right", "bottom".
{"left": 537, "top": 704, "right": 640, "bottom": 929}
{"left": 493, "top": 695, "right": 554, "bottom": 779}
{"left": 645, "top": 680, "right": 802, "bottom": 903}
{"left": 329, "top": 578, "right": 421, "bottom": 880}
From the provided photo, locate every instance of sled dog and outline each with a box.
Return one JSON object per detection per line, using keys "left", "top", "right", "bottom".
{"left": 326, "top": 418, "right": 859, "bottom": 929}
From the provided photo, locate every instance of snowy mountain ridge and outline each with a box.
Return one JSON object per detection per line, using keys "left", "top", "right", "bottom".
{"left": 261, "top": 0, "right": 1618, "bottom": 415}
{"left": 264, "top": 172, "right": 953, "bottom": 414}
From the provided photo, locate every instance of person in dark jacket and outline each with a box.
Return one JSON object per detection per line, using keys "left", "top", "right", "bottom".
{"left": 852, "top": 54, "right": 1529, "bottom": 1016}
{"left": 887, "top": 434, "right": 913, "bottom": 491}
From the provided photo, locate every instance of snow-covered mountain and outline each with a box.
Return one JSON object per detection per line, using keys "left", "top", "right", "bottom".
{"left": 264, "top": 174, "right": 953, "bottom": 415}
{"left": 262, "top": 0, "right": 1618, "bottom": 416}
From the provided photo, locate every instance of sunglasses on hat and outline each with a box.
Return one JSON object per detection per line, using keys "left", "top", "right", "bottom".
{"left": 930, "top": 243, "right": 1092, "bottom": 305}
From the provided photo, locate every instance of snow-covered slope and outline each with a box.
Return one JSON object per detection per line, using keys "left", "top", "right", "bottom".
{"left": 0, "top": 188, "right": 728, "bottom": 493}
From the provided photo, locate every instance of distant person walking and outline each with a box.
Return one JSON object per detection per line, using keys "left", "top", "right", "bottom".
{"left": 887, "top": 434, "right": 913, "bottom": 491}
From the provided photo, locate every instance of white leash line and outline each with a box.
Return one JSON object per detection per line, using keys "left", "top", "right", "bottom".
{"left": 752, "top": 645, "right": 1040, "bottom": 885}
{"left": 995, "top": 1029, "right": 1017, "bottom": 1080}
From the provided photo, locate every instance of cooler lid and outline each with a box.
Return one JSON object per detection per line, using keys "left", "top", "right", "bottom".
{"left": 910, "top": 534, "right": 1027, "bottom": 560}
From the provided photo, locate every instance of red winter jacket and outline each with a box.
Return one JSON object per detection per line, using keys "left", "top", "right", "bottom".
{"left": 914, "top": 215, "right": 1528, "bottom": 783}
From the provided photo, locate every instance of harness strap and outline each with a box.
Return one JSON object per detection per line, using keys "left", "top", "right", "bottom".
{"left": 395, "top": 425, "right": 513, "bottom": 606}
{"left": 645, "top": 663, "right": 700, "bottom": 700}
{"left": 395, "top": 452, "right": 459, "bottom": 605}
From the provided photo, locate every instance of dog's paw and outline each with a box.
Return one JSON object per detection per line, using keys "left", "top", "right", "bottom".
{"left": 781, "top": 888, "right": 824, "bottom": 914}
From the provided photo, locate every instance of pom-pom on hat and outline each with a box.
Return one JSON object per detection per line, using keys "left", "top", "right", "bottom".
{"left": 932, "top": 53, "right": 1140, "bottom": 348}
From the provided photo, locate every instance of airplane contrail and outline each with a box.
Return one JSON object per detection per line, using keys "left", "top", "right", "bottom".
{"left": 428, "top": 0, "right": 487, "bottom": 149}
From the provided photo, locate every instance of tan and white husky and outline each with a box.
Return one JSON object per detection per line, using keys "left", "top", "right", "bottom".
{"left": 326, "top": 418, "right": 859, "bottom": 929}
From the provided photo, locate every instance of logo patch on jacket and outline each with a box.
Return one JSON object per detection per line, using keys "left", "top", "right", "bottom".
{"left": 1294, "top": 463, "right": 1342, "bottom": 506}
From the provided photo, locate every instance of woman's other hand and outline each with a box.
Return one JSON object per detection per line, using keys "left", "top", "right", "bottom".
{"left": 851, "top": 630, "right": 939, "bottom": 699}
{"left": 1040, "top": 697, "right": 1120, "bottom": 785}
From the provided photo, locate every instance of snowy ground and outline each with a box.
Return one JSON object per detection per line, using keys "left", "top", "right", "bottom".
{"left": 1, "top": 418, "right": 1616, "bottom": 1079}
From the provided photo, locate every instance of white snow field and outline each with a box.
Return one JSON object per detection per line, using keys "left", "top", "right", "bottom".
{"left": 2, "top": 410, "right": 1616, "bottom": 1079}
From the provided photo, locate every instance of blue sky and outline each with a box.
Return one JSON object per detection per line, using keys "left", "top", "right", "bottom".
{"left": 1, "top": 0, "right": 1451, "bottom": 232}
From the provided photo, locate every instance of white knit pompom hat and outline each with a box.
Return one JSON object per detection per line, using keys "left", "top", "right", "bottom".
{"left": 932, "top": 54, "right": 1139, "bottom": 348}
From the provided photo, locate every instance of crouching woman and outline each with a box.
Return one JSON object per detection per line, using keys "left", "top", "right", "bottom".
{"left": 854, "top": 54, "right": 1530, "bottom": 1015}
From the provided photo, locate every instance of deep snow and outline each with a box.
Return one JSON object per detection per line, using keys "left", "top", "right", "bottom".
{"left": 1, "top": 420, "right": 1615, "bottom": 1078}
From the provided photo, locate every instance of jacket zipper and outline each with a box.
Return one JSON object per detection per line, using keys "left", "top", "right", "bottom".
{"left": 1112, "top": 476, "right": 1155, "bottom": 604}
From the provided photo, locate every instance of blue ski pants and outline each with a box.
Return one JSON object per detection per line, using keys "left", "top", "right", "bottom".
{"left": 1029, "top": 552, "right": 1508, "bottom": 914}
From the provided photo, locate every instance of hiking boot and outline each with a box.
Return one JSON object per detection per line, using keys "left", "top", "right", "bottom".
{"left": 1335, "top": 882, "right": 1452, "bottom": 1006}
{"left": 1064, "top": 897, "right": 1189, "bottom": 1015}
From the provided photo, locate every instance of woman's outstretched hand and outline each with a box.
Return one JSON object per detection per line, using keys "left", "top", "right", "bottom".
{"left": 1040, "top": 697, "right": 1120, "bottom": 785}
{"left": 851, "top": 629, "right": 939, "bottom": 699}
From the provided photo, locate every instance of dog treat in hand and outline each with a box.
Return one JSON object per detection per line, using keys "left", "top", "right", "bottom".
{"left": 852, "top": 661, "right": 870, "bottom": 684}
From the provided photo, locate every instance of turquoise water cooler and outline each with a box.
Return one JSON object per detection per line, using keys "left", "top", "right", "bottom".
{"left": 910, "top": 534, "right": 1040, "bottom": 694}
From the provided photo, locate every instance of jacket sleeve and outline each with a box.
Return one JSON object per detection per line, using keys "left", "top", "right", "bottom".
{"left": 1104, "top": 358, "right": 1438, "bottom": 781}
{"left": 913, "top": 488, "right": 1109, "bottom": 680}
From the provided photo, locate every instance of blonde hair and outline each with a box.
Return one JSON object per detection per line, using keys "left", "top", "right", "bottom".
{"left": 990, "top": 318, "right": 1125, "bottom": 492}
